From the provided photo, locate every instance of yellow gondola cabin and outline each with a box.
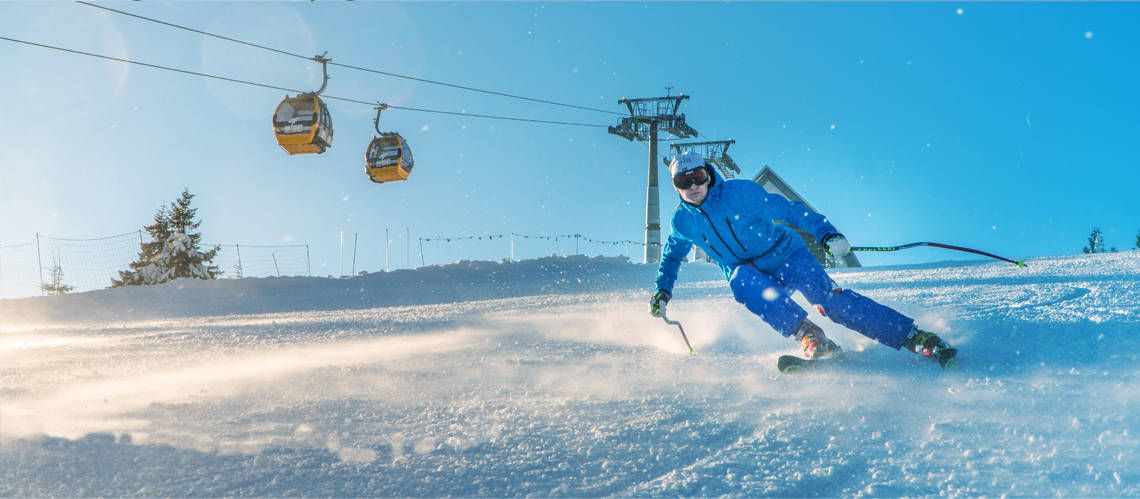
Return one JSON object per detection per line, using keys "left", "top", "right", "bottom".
{"left": 365, "top": 103, "right": 414, "bottom": 183}
{"left": 365, "top": 133, "right": 414, "bottom": 183}
{"left": 272, "top": 95, "right": 334, "bottom": 155}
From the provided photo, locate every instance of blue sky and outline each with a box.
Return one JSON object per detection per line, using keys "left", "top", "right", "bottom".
{"left": 2, "top": 2, "right": 1138, "bottom": 275}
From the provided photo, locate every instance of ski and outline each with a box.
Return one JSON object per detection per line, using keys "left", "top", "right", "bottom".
{"left": 777, "top": 354, "right": 842, "bottom": 374}
{"left": 777, "top": 349, "right": 958, "bottom": 373}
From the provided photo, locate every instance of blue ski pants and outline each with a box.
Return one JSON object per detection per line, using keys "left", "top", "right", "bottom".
{"left": 728, "top": 247, "right": 913, "bottom": 349}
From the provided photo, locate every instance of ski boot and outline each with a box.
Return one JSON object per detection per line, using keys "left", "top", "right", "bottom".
{"left": 903, "top": 327, "right": 957, "bottom": 368}
{"left": 793, "top": 320, "right": 842, "bottom": 359}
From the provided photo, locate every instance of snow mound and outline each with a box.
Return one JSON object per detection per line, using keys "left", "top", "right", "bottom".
{"left": 2, "top": 253, "right": 1137, "bottom": 496}
{"left": 1, "top": 255, "right": 723, "bottom": 325}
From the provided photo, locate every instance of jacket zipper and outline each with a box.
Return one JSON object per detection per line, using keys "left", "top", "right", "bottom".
{"left": 724, "top": 217, "right": 749, "bottom": 252}
{"left": 696, "top": 208, "right": 744, "bottom": 260}
{"left": 701, "top": 236, "right": 723, "bottom": 258}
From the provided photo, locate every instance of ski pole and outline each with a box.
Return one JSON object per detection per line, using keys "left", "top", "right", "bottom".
{"left": 660, "top": 314, "right": 696, "bottom": 355}
{"left": 852, "top": 241, "right": 1026, "bottom": 267}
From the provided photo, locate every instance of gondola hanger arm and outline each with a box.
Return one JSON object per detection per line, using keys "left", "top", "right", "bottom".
{"left": 306, "top": 51, "right": 331, "bottom": 96}
{"left": 373, "top": 102, "right": 390, "bottom": 134}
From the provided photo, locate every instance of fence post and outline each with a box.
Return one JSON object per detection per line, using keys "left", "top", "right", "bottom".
{"left": 35, "top": 233, "right": 44, "bottom": 296}
{"left": 235, "top": 244, "right": 244, "bottom": 279}
{"left": 352, "top": 232, "right": 358, "bottom": 276}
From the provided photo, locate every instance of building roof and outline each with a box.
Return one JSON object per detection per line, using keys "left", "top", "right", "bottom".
{"left": 752, "top": 166, "right": 817, "bottom": 211}
{"left": 750, "top": 166, "right": 862, "bottom": 268}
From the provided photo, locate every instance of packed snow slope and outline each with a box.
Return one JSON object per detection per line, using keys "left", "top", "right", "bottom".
{"left": 2, "top": 253, "right": 1137, "bottom": 497}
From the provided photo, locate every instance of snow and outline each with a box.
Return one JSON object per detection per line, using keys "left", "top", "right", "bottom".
{"left": 2, "top": 253, "right": 1138, "bottom": 496}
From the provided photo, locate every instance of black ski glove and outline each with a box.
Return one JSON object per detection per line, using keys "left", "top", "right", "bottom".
{"left": 649, "top": 289, "right": 671, "bottom": 317}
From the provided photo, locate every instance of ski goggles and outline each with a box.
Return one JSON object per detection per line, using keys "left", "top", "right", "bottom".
{"left": 672, "top": 167, "right": 710, "bottom": 190}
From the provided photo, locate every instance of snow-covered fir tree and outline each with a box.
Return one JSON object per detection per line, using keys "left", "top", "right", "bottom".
{"left": 41, "top": 255, "right": 74, "bottom": 295}
{"left": 112, "top": 189, "right": 220, "bottom": 287}
{"left": 112, "top": 205, "right": 171, "bottom": 287}
{"left": 165, "top": 189, "right": 220, "bottom": 280}
{"left": 1083, "top": 227, "right": 1106, "bottom": 254}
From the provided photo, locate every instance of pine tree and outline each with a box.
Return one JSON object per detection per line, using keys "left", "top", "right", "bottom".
{"left": 1082, "top": 227, "right": 1106, "bottom": 254}
{"left": 41, "top": 255, "right": 74, "bottom": 295}
{"left": 112, "top": 205, "right": 172, "bottom": 287}
{"left": 113, "top": 189, "right": 220, "bottom": 287}
{"left": 165, "top": 189, "right": 221, "bottom": 280}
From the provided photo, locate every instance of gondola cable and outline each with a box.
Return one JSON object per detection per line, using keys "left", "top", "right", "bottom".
{"left": 0, "top": 35, "right": 608, "bottom": 129}
{"left": 75, "top": 1, "right": 625, "bottom": 117}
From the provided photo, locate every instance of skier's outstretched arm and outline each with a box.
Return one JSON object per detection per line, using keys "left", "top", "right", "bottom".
{"left": 738, "top": 181, "right": 840, "bottom": 243}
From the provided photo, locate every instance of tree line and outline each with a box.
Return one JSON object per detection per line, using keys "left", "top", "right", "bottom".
{"left": 1082, "top": 227, "right": 1139, "bottom": 254}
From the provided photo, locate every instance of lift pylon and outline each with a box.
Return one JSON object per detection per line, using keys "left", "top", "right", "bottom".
{"left": 607, "top": 94, "right": 699, "bottom": 264}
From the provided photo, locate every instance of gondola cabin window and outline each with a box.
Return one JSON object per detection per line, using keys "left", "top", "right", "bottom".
{"left": 275, "top": 99, "right": 316, "bottom": 134}
{"left": 401, "top": 140, "right": 414, "bottom": 172}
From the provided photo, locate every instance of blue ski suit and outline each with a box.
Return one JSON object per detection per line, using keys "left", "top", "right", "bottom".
{"left": 654, "top": 177, "right": 913, "bottom": 349}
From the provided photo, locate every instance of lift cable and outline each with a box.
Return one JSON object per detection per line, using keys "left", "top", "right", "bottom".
{"left": 75, "top": 1, "right": 625, "bottom": 117}
{"left": 0, "top": 35, "right": 608, "bottom": 129}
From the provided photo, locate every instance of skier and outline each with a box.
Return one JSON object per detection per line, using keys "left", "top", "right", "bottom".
{"left": 648, "top": 151, "right": 955, "bottom": 366}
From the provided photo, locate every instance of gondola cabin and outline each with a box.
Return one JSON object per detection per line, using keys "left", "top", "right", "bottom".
{"left": 272, "top": 95, "right": 333, "bottom": 155}
{"left": 365, "top": 133, "right": 414, "bottom": 183}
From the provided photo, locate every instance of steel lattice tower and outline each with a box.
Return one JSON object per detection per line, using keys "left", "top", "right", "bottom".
{"left": 608, "top": 94, "right": 698, "bottom": 263}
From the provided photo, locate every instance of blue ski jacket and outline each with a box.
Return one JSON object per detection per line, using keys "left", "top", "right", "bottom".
{"left": 654, "top": 178, "right": 840, "bottom": 295}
